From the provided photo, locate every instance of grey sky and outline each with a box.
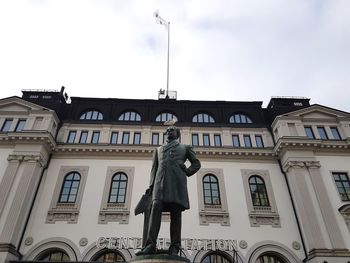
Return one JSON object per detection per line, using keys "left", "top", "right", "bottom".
{"left": 0, "top": 0, "right": 349, "bottom": 111}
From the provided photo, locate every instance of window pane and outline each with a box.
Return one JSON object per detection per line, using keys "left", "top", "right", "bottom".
{"left": 15, "top": 119, "right": 26, "bottom": 132}
{"left": 67, "top": 131, "right": 76, "bottom": 143}
{"left": 317, "top": 127, "right": 328, "bottom": 139}
{"left": 331, "top": 127, "right": 341, "bottom": 140}
{"left": 122, "top": 132, "right": 130, "bottom": 144}
{"left": 304, "top": 127, "right": 315, "bottom": 139}
{"left": 255, "top": 136, "right": 264, "bottom": 148}
{"left": 91, "top": 131, "right": 100, "bottom": 144}
{"left": 214, "top": 134, "right": 222, "bottom": 146}
{"left": 110, "top": 132, "right": 118, "bottom": 144}
{"left": 232, "top": 135, "right": 240, "bottom": 147}
{"left": 192, "top": 134, "right": 199, "bottom": 146}
{"left": 203, "top": 134, "right": 210, "bottom": 146}
{"left": 79, "top": 131, "right": 88, "bottom": 143}
{"left": 244, "top": 135, "right": 252, "bottom": 147}
{"left": 152, "top": 133, "right": 159, "bottom": 145}
{"left": 134, "top": 133, "right": 141, "bottom": 144}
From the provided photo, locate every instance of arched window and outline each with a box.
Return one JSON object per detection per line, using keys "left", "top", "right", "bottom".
{"left": 201, "top": 252, "right": 231, "bottom": 263}
{"left": 229, "top": 114, "right": 252, "bottom": 124}
{"left": 108, "top": 172, "right": 128, "bottom": 203}
{"left": 37, "top": 250, "right": 70, "bottom": 261}
{"left": 59, "top": 172, "right": 81, "bottom": 203}
{"left": 93, "top": 250, "right": 125, "bottom": 262}
{"left": 80, "top": 110, "right": 103, "bottom": 120}
{"left": 256, "top": 254, "right": 287, "bottom": 263}
{"left": 192, "top": 113, "right": 215, "bottom": 123}
{"left": 155, "top": 112, "right": 178, "bottom": 122}
{"left": 118, "top": 111, "right": 141, "bottom": 121}
{"left": 249, "top": 176, "right": 270, "bottom": 207}
{"left": 203, "top": 174, "right": 221, "bottom": 205}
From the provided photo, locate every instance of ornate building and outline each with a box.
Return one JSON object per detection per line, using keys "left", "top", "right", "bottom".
{"left": 0, "top": 88, "right": 349, "bottom": 263}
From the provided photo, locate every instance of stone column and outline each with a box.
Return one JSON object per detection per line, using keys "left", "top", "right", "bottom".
{"left": 0, "top": 154, "right": 46, "bottom": 263}
{"left": 305, "top": 161, "right": 347, "bottom": 249}
{"left": 283, "top": 161, "right": 328, "bottom": 251}
{"left": 0, "top": 155, "right": 23, "bottom": 217}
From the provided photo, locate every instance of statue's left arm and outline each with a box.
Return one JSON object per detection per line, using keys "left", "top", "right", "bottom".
{"left": 184, "top": 145, "right": 201, "bottom": 176}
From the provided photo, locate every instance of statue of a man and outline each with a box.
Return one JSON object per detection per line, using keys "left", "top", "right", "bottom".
{"left": 136, "top": 125, "right": 201, "bottom": 256}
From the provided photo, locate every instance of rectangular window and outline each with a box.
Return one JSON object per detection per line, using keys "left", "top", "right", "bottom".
{"left": 333, "top": 172, "right": 350, "bottom": 201}
{"left": 214, "top": 134, "right": 222, "bottom": 147}
{"left": 1, "top": 119, "right": 13, "bottom": 132}
{"left": 15, "top": 119, "right": 26, "bottom": 132}
{"left": 133, "top": 132, "right": 141, "bottom": 144}
{"left": 110, "top": 132, "right": 118, "bottom": 144}
{"left": 203, "top": 134, "right": 210, "bottom": 146}
{"left": 331, "top": 127, "right": 341, "bottom": 140}
{"left": 304, "top": 126, "right": 315, "bottom": 139}
{"left": 79, "top": 131, "right": 88, "bottom": 143}
{"left": 67, "top": 131, "right": 77, "bottom": 143}
{"left": 192, "top": 134, "right": 199, "bottom": 146}
{"left": 243, "top": 135, "right": 252, "bottom": 147}
{"left": 91, "top": 131, "right": 100, "bottom": 144}
{"left": 152, "top": 133, "right": 159, "bottom": 145}
{"left": 255, "top": 135, "right": 264, "bottom": 148}
{"left": 122, "top": 132, "right": 130, "bottom": 144}
{"left": 317, "top": 127, "right": 328, "bottom": 139}
{"left": 232, "top": 135, "right": 240, "bottom": 147}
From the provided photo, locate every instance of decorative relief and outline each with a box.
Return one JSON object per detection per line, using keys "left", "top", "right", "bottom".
{"left": 199, "top": 211, "right": 230, "bottom": 226}
{"left": 98, "top": 210, "right": 130, "bottom": 224}
{"left": 79, "top": 238, "right": 88, "bottom": 247}
{"left": 24, "top": 237, "right": 34, "bottom": 246}
{"left": 7, "top": 154, "right": 24, "bottom": 162}
{"left": 292, "top": 241, "right": 301, "bottom": 250}
{"left": 239, "top": 240, "right": 248, "bottom": 249}
{"left": 283, "top": 161, "right": 305, "bottom": 172}
{"left": 304, "top": 161, "right": 321, "bottom": 169}
{"left": 249, "top": 212, "right": 280, "bottom": 227}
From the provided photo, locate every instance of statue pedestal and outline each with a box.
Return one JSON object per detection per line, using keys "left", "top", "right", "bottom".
{"left": 131, "top": 254, "right": 190, "bottom": 263}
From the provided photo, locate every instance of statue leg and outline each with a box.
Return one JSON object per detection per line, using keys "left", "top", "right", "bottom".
{"left": 142, "top": 206, "right": 151, "bottom": 247}
{"left": 146, "top": 200, "right": 163, "bottom": 247}
{"left": 169, "top": 206, "right": 182, "bottom": 255}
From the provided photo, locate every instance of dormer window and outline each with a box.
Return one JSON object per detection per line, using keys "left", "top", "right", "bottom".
{"left": 156, "top": 112, "right": 178, "bottom": 122}
{"left": 192, "top": 113, "right": 215, "bottom": 123}
{"left": 118, "top": 111, "right": 141, "bottom": 122}
{"left": 80, "top": 110, "right": 103, "bottom": 120}
{"left": 229, "top": 114, "right": 252, "bottom": 124}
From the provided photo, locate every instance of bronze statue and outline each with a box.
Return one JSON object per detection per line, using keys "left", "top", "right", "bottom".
{"left": 136, "top": 125, "right": 201, "bottom": 256}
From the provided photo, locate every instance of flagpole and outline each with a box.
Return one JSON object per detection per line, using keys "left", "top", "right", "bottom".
{"left": 166, "top": 21, "right": 170, "bottom": 99}
{"left": 154, "top": 11, "right": 170, "bottom": 99}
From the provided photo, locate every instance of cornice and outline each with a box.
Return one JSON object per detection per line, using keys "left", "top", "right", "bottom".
{"left": 53, "top": 144, "right": 277, "bottom": 160}
{"left": 274, "top": 137, "right": 350, "bottom": 156}
{"left": 0, "top": 131, "right": 56, "bottom": 150}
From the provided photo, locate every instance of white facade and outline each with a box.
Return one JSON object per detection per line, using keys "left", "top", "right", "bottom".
{"left": 0, "top": 95, "right": 349, "bottom": 263}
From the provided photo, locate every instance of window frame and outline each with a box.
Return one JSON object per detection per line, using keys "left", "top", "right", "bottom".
{"left": 192, "top": 113, "right": 215, "bottom": 123}
{"left": 122, "top": 132, "right": 130, "bottom": 144}
{"left": 155, "top": 112, "right": 178, "bottom": 122}
{"left": 330, "top": 127, "right": 341, "bottom": 140}
{"left": 79, "top": 130, "right": 88, "bottom": 144}
{"left": 248, "top": 175, "right": 270, "bottom": 207}
{"left": 203, "top": 134, "right": 211, "bottom": 147}
{"left": 203, "top": 174, "right": 221, "bottom": 205}
{"left": 332, "top": 172, "right": 350, "bottom": 201}
{"left": 304, "top": 126, "right": 315, "bottom": 139}
{"left": 58, "top": 172, "right": 81, "bottom": 203}
{"left": 152, "top": 133, "right": 159, "bottom": 145}
{"left": 91, "top": 131, "right": 100, "bottom": 144}
{"left": 192, "top": 133, "right": 199, "bottom": 146}
{"left": 232, "top": 134, "right": 240, "bottom": 147}
{"left": 255, "top": 135, "right": 264, "bottom": 148}
{"left": 243, "top": 135, "right": 252, "bottom": 147}
{"left": 229, "top": 114, "right": 253, "bottom": 124}
{"left": 317, "top": 126, "right": 328, "bottom": 139}
{"left": 214, "top": 134, "right": 222, "bottom": 147}
{"left": 1, "top": 118, "right": 13, "bottom": 132}
{"left": 118, "top": 111, "right": 141, "bottom": 122}
{"left": 80, "top": 110, "right": 103, "bottom": 120}
{"left": 110, "top": 131, "right": 118, "bottom": 144}
{"left": 67, "top": 131, "right": 77, "bottom": 143}
{"left": 241, "top": 169, "right": 280, "bottom": 227}
{"left": 133, "top": 132, "right": 141, "bottom": 144}
{"left": 47, "top": 166, "right": 89, "bottom": 224}
{"left": 108, "top": 172, "right": 128, "bottom": 203}
{"left": 196, "top": 168, "right": 229, "bottom": 226}
{"left": 99, "top": 167, "right": 134, "bottom": 224}
{"left": 15, "top": 119, "right": 26, "bottom": 132}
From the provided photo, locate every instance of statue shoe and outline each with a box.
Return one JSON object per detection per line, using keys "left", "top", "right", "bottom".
{"left": 168, "top": 246, "right": 179, "bottom": 256}
{"left": 136, "top": 244, "right": 157, "bottom": 256}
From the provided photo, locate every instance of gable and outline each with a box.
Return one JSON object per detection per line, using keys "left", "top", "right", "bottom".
{"left": 0, "top": 96, "right": 51, "bottom": 113}
{"left": 281, "top": 105, "right": 350, "bottom": 120}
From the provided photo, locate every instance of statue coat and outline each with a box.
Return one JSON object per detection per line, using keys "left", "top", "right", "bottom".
{"left": 149, "top": 140, "right": 201, "bottom": 211}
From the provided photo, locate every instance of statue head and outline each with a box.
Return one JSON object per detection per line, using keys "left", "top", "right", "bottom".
{"left": 166, "top": 125, "right": 180, "bottom": 141}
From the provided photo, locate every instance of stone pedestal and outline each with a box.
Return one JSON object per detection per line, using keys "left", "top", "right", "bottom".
{"left": 131, "top": 254, "right": 190, "bottom": 263}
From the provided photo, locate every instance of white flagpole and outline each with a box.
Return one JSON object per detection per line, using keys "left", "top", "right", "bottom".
{"left": 154, "top": 11, "right": 170, "bottom": 99}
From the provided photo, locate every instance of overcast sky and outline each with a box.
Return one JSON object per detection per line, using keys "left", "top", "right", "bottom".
{"left": 0, "top": 0, "right": 349, "bottom": 111}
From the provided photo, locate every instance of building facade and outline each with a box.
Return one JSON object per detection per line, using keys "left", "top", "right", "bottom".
{"left": 0, "top": 88, "right": 349, "bottom": 263}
